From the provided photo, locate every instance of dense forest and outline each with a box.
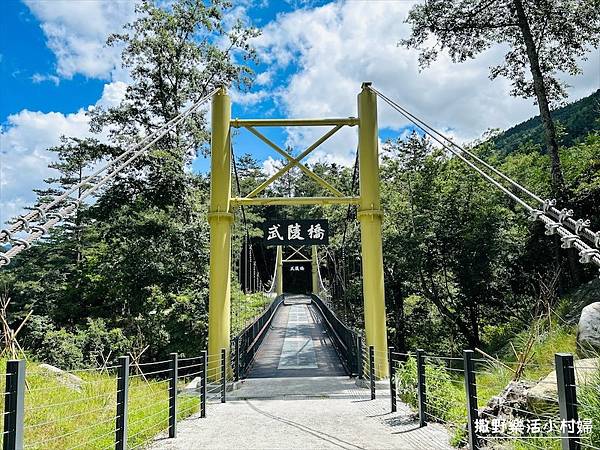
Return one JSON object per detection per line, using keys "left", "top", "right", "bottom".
{"left": 1, "top": 0, "right": 599, "bottom": 374}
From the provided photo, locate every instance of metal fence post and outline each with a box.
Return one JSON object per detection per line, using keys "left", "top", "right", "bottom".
{"left": 463, "top": 350, "right": 479, "bottom": 450}
{"left": 234, "top": 337, "right": 240, "bottom": 382}
{"left": 3, "top": 360, "right": 25, "bottom": 450}
{"left": 555, "top": 353, "right": 579, "bottom": 450}
{"left": 356, "top": 335, "right": 364, "bottom": 379}
{"left": 115, "top": 356, "right": 129, "bottom": 450}
{"left": 416, "top": 349, "right": 427, "bottom": 427}
{"left": 388, "top": 347, "right": 397, "bottom": 413}
{"left": 200, "top": 350, "right": 207, "bottom": 418}
{"left": 169, "top": 353, "right": 178, "bottom": 439}
{"left": 369, "top": 345, "right": 375, "bottom": 400}
{"left": 220, "top": 348, "right": 226, "bottom": 403}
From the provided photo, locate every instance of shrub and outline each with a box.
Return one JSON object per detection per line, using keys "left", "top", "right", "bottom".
{"left": 38, "top": 329, "right": 84, "bottom": 370}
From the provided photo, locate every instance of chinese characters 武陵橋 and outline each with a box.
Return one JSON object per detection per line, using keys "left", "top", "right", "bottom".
{"left": 263, "top": 219, "right": 329, "bottom": 246}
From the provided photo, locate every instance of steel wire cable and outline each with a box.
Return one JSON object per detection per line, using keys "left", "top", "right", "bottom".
{"left": 577, "top": 442, "right": 600, "bottom": 450}
{"left": 129, "top": 367, "right": 172, "bottom": 378}
{"left": 67, "top": 428, "right": 115, "bottom": 450}
{"left": 24, "top": 415, "right": 117, "bottom": 447}
{"left": 127, "top": 415, "right": 169, "bottom": 442}
{"left": 371, "top": 87, "right": 600, "bottom": 270}
{"left": 28, "top": 393, "right": 113, "bottom": 412}
{"left": 0, "top": 88, "right": 218, "bottom": 267}
{"left": 177, "top": 369, "right": 203, "bottom": 378}
{"left": 133, "top": 360, "right": 170, "bottom": 368}
{"left": 371, "top": 88, "right": 600, "bottom": 250}
{"left": 128, "top": 400, "right": 170, "bottom": 420}
{"left": 128, "top": 390, "right": 169, "bottom": 405}
{"left": 24, "top": 406, "right": 111, "bottom": 429}
{"left": 0, "top": 88, "right": 218, "bottom": 244}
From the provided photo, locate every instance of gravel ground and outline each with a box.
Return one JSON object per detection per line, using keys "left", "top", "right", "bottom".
{"left": 148, "top": 377, "right": 452, "bottom": 450}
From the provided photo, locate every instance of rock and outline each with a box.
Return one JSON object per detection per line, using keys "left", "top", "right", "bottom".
{"left": 481, "top": 380, "right": 535, "bottom": 420}
{"left": 183, "top": 377, "right": 202, "bottom": 393}
{"left": 527, "top": 358, "right": 599, "bottom": 414}
{"left": 38, "top": 364, "right": 83, "bottom": 391}
{"left": 577, "top": 302, "right": 600, "bottom": 357}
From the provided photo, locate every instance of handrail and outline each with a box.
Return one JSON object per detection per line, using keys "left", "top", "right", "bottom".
{"left": 310, "top": 294, "right": 362, "bottom": 376}
{"left": 233, "top": 294, "right": 286, "bottom": 378}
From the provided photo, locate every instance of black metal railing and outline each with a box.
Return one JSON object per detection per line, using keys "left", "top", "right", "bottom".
{"left": 234, "top": 294, "right": 286, "bottom": 378}
{"left": 387, "top": 348, "right": 598, "bottom": 450}
{"left": 1, "top": 351, "right": 210, "bottom": 450}
{"left": 310, "top": 294, "right": 362, "bottom": 376}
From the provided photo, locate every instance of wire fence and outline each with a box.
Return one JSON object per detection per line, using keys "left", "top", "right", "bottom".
{"left": 383, "top": 348, "right": 600, "bottom": 450}
{"left": 0, "top": 348, "right": 236, "bottom": 449}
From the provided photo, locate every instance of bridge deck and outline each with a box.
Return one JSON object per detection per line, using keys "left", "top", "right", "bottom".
{"left": 246, "top": 294, "right": 346, "bottom": 378}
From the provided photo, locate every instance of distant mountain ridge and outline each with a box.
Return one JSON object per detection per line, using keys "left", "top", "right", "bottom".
{"left": 492, "top": 89, "right": 600, "bottom": 154}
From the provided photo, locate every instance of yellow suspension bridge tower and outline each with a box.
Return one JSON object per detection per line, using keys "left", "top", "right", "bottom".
{"left": 207, "top": 83, "right": 389, "bottom": 377}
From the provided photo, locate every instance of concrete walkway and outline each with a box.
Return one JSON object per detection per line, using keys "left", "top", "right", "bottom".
{"left": 149, "top": 377, "right": 452, "bottom": 450}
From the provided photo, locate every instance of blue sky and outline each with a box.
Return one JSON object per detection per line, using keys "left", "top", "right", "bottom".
{"left": 1, "top": 0, "right": 598, "bottom": 226}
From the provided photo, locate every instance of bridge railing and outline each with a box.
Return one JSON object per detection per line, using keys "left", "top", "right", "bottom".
{"left": 310, "top": 294, "right": 362, "bottom": 376}
{"left": 0, "top": 351, "right": 220, "bottom": 450}
{"left": 233, "top": 294, "right": 286, "bottom": 379}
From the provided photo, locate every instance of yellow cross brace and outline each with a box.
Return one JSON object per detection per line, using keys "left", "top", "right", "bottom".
{"left": 284, "top": 246, "right": 310, "bottom": 262}
{"left": 246, "top": 125, "right": 344, "bottom": 198}
{"left": 231, "top": 196, "right": 360, "bottom": 206}
{"left": 243, "top": 126, "right": 345, "bottom": 198}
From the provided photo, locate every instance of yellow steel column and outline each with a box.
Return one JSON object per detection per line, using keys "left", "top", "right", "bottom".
{"left": 357, "top": 82, "right": 388, "bottom": 378}
{"left": 276, "top": 246, "right": 283, "bottom": 296}
{"left": 207, "top": 87, "right": 233, "bottom": 375}
{"left": 312, "top": 245, "right": 319, "bottom": 295}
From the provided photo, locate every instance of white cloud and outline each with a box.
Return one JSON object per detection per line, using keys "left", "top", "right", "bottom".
{"left": 230, "top": 88, "right": 270, "bottom": 106}
{"left": 253, "top": 1, "right": 599, "bottom": 165}
{"left": 31, "top": 73, "right": 60, "bottom": 86}
{"left": 0, "top": 81, "right": 127, "bottom": 226}
{"left": 262, "top": 156, "right": 282, "bottom": 176}
{"left": 23, "top": 0, "right": 136, "bottom": 80}
{"left": 96, "top": 81, "right": 129, "bottom": 109}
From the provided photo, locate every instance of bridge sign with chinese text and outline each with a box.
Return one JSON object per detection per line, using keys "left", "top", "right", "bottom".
{"left": 263, "top": 219, "right": 329, "bottom": 246}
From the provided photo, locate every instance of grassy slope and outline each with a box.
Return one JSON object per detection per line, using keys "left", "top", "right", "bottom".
{"left": 0, "top": 359, "right": 200, "bottom": 449}
{"left": 397, "top": 320, "right": 599, "bottom": 449}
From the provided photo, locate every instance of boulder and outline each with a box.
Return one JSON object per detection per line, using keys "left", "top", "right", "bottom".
{"left": 37, "top": 364, "right": 83, "bottom": 391}
{"left": 577, "top": 302, "right": 600, "bottom": 357}
{"left": 527, "top": 358, "right": 599, "bottom": 414}
{"left": 481, "top": 380, "right": 535, "bottom": 419}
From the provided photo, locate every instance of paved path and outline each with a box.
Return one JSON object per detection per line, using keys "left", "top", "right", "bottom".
{"left": 149, "top": 377, "right": 452, "bottom": 450}
{"left": 246, "top": 295, "right": 346, "bottom": 378}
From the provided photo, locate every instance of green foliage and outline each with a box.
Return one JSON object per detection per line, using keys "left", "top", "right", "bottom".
{"left": 37, "top": 329, "right": 84, "bottom": 371}
{"left": 395, "top": 356, "right": 468, "bottom": 445}
{"left": 579, "top": 368, "right": 600, "bottom": 447}
{"left": 492, "top": 90, "right": 600, "bottom": 154}
{"left": 402, "top": 1, "right": 600, "bottom": 104}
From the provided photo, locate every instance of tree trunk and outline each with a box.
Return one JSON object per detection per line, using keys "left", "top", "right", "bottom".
{"left": 512, "top": 0, "right": 565, "bottom": 199}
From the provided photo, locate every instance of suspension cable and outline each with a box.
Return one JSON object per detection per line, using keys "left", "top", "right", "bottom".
{"left": 0, "top": 88, "right": 219, "bottom": 267}
{"left": 231, "top": 141, "right": 261, "bottom": 294}
{"left": 370, "top": 86, "right": 600, "bottom": 271}
{"left": 339, "top": 149, "right": 359, "bottom": 296}
{"left": 369, "top": 86, "right": 600, "bottom": 250}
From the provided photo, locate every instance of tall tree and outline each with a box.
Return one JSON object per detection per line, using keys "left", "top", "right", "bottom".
{"left": 402, "top": 0, "right": 600, "bottom": 198}
{"left": 91, "top": 0, "right": 258, "bottom": 211}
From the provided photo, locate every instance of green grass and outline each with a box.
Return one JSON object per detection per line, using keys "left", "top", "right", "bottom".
{"left": 395, "top": 321, "right": 599, "bottom": 449}
{"left": 0, "top": 359, "right": 200, "bottom": 449}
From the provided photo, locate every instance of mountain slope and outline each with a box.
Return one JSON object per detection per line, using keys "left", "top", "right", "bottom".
{"left": 492, "top": 89, "right": 600, "bottom": 154}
